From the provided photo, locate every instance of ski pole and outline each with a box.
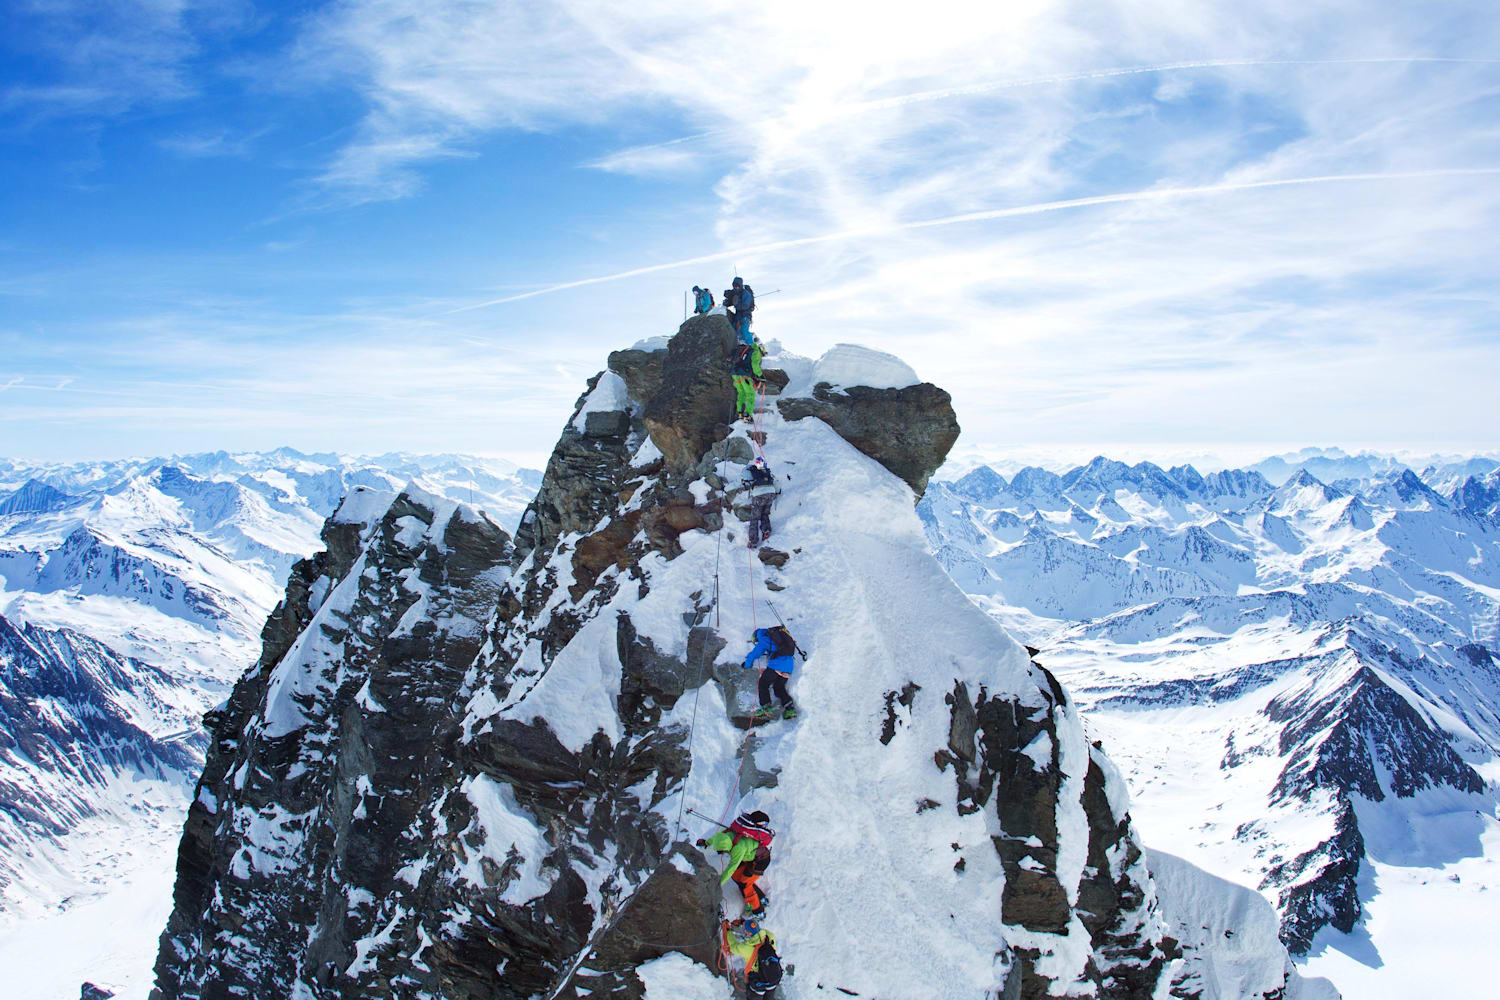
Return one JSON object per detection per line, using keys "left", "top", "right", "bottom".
{"left": 686, "top": 807, "right": 736, "bottom": 832}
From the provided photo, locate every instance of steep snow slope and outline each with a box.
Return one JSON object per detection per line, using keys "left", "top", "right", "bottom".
{"left": 152, "top": 320, "right": 1323, "bottom": 1000}
{"left": 919, "top": 458, "right": 1500, "bottom": 999}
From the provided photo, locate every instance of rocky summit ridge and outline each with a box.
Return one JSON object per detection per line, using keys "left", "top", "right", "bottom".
{"left": 149, "top": 315, "right": 1326, "bottom": 1000}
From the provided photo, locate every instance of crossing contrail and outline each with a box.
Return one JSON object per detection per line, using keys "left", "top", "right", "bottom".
{"left": 590, "top": 57, "right": 1500, "bottom": 169}
{"left": 444, "top": 167, "right": 1500, "bottom": 314}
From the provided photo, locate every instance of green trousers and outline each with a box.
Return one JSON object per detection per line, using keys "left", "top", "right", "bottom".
{"left": 734, "top": 376, "right": 756, "bottom": 418}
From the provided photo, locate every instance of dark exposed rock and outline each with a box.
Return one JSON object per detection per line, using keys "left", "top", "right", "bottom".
{"left": 1263, "top": 800, "right": 1365, "bottom": 954}
{"left": 1260, "top": 643, "right": 1482, "bottom": 952}
{"left": 80, "top": 984, "right": 116, "bottom": 1000}
{"left": 757, "top": 546, "right": 789, "bottom": 567}
{"left": 513, "top": 372, "right": 639, "bottom": 564}
{"left": 152, "top": 490, "right": 517, "bottom": 1000}
{"left": 778, "top": 382, "right": 959, "bottom": 499}
{"left": 941, "top": 664, "right": 1172, "bottom": 998}
{"left": 610, "top": 315, "right": 737, "bottom": 475}
{"left": 584, "top": 409, "right": 631, "bottom": 438}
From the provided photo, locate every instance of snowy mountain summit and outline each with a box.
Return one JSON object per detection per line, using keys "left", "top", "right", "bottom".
{"left": 150, "top": 316, "right": 1326, "bottom": 999}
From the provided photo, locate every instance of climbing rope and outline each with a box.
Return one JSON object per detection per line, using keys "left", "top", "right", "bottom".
{"left": 674, "top": 430, "right": 732, "bottom": 843}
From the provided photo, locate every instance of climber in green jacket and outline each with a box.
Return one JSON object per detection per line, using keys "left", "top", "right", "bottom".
{"left": 697, "top": 809, "right": 773, "bottom": 914}
{"left": 724, "top": 916, "right": 777, "bottom": 972}
{"left": 731, "top": 340, "right": 763, "bottom": 422}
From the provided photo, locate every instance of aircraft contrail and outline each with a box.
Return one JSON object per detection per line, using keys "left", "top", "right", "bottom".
{"left": 590, "top": 57, "right": 1500, "bottom": 168}
{"left": 444, "top": 167, "right": 1500, "bottom": 314}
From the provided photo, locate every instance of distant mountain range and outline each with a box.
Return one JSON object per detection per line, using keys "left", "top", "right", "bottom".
{"left": 918, "top": 453, "right": 1500, "bottom": 996}
{"left": 0, "top": 450, "right": 538, "bottom": 932}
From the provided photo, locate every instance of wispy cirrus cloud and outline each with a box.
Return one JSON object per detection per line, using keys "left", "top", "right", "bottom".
{"left": 1, "top": 0, "right": 210, "bottom": 122}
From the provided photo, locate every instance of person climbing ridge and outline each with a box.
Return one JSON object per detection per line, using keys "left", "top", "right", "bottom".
{"left": 731, "top": 339, "right": 763, "bottom": 422}
{"left": 723, "top": 916, "right": 777, "bottom": 982}
{"left": 743, "top": 936, "right": 785, "bottom": 999}
{"left": 724, "top": 276, "right": 756, "bottom": 346}
{"left": 741, "top": 456, "right": 778, "bottom": 548}
{"left": 744, "top": 625, "right": 798, "bottom": 722}
{"left": 693, "top": 285, "right": 715, "bottom": 315}
{"left": 697, "top": 809, "right": 775, "bottom": 916}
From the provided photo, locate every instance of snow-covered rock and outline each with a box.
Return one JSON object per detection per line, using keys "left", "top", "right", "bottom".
{"left": 152, "top": 316, "right": 1258, "bottom": 1000}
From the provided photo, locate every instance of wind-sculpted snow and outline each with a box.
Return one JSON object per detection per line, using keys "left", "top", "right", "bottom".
{"left": 150, "top": 319, "right": 1308, "bottom": 1000}
{"left": 920, "top": 456, "right": 1500, "bottom": 998}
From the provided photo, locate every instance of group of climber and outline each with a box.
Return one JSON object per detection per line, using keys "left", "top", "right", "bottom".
{"left": 691, "top": 274, "right": 803, "bottom": 997}
{"left": 692, "top": 276, "right": 756, "bottom": 346}
{"left": 698, "top": 810, "right": 785, "bottom": 998}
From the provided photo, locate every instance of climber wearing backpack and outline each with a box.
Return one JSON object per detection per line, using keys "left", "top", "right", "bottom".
{"left": 740, "top": 457, "right": 778, "bottom": 548}
{"left": 744, "top": 936, "right": 785, "bottom": 999}
{"left": 724, "top": 276, "right": 755, "bottom": 345}
{"left": 697, "top": 809, "right": 774, "bottom": 915}
{"left": 723, "top": 916, "right": 777, "bottom": 982}
{"left": 731, "top": 339, "right": 763, "bottom": 422}
{"left": 693, "top": 285, "right": 714, "bottom": 314}
{"left": 743, "top": 625, "right": 798, "bottom": 722}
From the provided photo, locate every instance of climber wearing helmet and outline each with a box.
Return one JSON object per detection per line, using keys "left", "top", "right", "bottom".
{"left": 724, "top": 915, "right": 778, "bottom": 986}
{"left": 740, "top": 456, "right": 778, "bottom": 548}
{"left": 698, "top": 809, "right": 774, "bottom": 915}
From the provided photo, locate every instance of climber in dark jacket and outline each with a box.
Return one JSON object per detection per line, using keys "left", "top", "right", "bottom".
{"left": 724, "top": 276, "right": 755, "bottom": 345}
{"left": 743, "top": 625, "right": 798, "bottom": 721}
{"left": 693, "top": 285, "right": 714, "bottom": 314}
{"left": 741, "top": 457, "right": 777, "bottom": 548}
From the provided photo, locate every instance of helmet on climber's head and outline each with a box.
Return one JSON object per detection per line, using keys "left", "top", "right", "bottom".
{"left": 751, "top": 457, "right": 765, "bottom": 469}
{"left": 742, "top": 918, "right": 761, "bottom": 935}
{"left": 746, "top": 809, "right": 770, "bottom": 825}
{"left": 733, "top": 276, "right": 743, "bottom": 287}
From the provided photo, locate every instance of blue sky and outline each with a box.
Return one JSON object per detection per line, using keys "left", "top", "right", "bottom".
{"left": 3, "top": 0, "right": 1498, "bottom": 467}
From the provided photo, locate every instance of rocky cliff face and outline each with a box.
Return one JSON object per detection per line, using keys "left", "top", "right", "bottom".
{"left": 151, "top": 318, "right": 1285, "bottom": 999}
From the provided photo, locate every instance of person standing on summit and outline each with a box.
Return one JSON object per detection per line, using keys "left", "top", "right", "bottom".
{"left": 743, "top": 624, "right": 798, "bottom": 722}
{"left": 724, "top": 276, "right": 755, "bottom": 345}
{"left": 692, "top": 285, "right": 714, "bottom": 315}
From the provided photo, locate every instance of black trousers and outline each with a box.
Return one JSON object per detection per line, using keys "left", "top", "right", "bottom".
{"left": 758, "top": 669, "right": 792, "bottom": 709}
{"left": 748, "top": 494, "right": 773, "bottom": 546}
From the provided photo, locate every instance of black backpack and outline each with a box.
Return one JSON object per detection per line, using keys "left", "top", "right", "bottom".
{"left": 750, "top": 944, "right": 783, "bottom": 988}
{"left": 768, "top": 626, "right": 794, "bottom": 658}
{"left": 748, "top": 465, "right": 774, "bottom": 487}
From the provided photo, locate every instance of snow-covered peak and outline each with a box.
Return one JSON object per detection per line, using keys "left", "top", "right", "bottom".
{"left": 0, "top": 478, "right": 76, "bottom": 516}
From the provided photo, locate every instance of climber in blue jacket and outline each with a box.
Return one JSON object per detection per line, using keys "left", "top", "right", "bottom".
{"left": 743, "top": 625, "right": 798, "bottom": 722}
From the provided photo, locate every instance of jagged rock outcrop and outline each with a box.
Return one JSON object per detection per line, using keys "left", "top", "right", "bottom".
{"left": 152, "top": 487, "right": 516, "bottom": 999}
{"left": 152, "top": 320, "right": 1258, "bottom": 1000}
{"left": 778, "top": 381, "right": 959, "bottom": 498}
